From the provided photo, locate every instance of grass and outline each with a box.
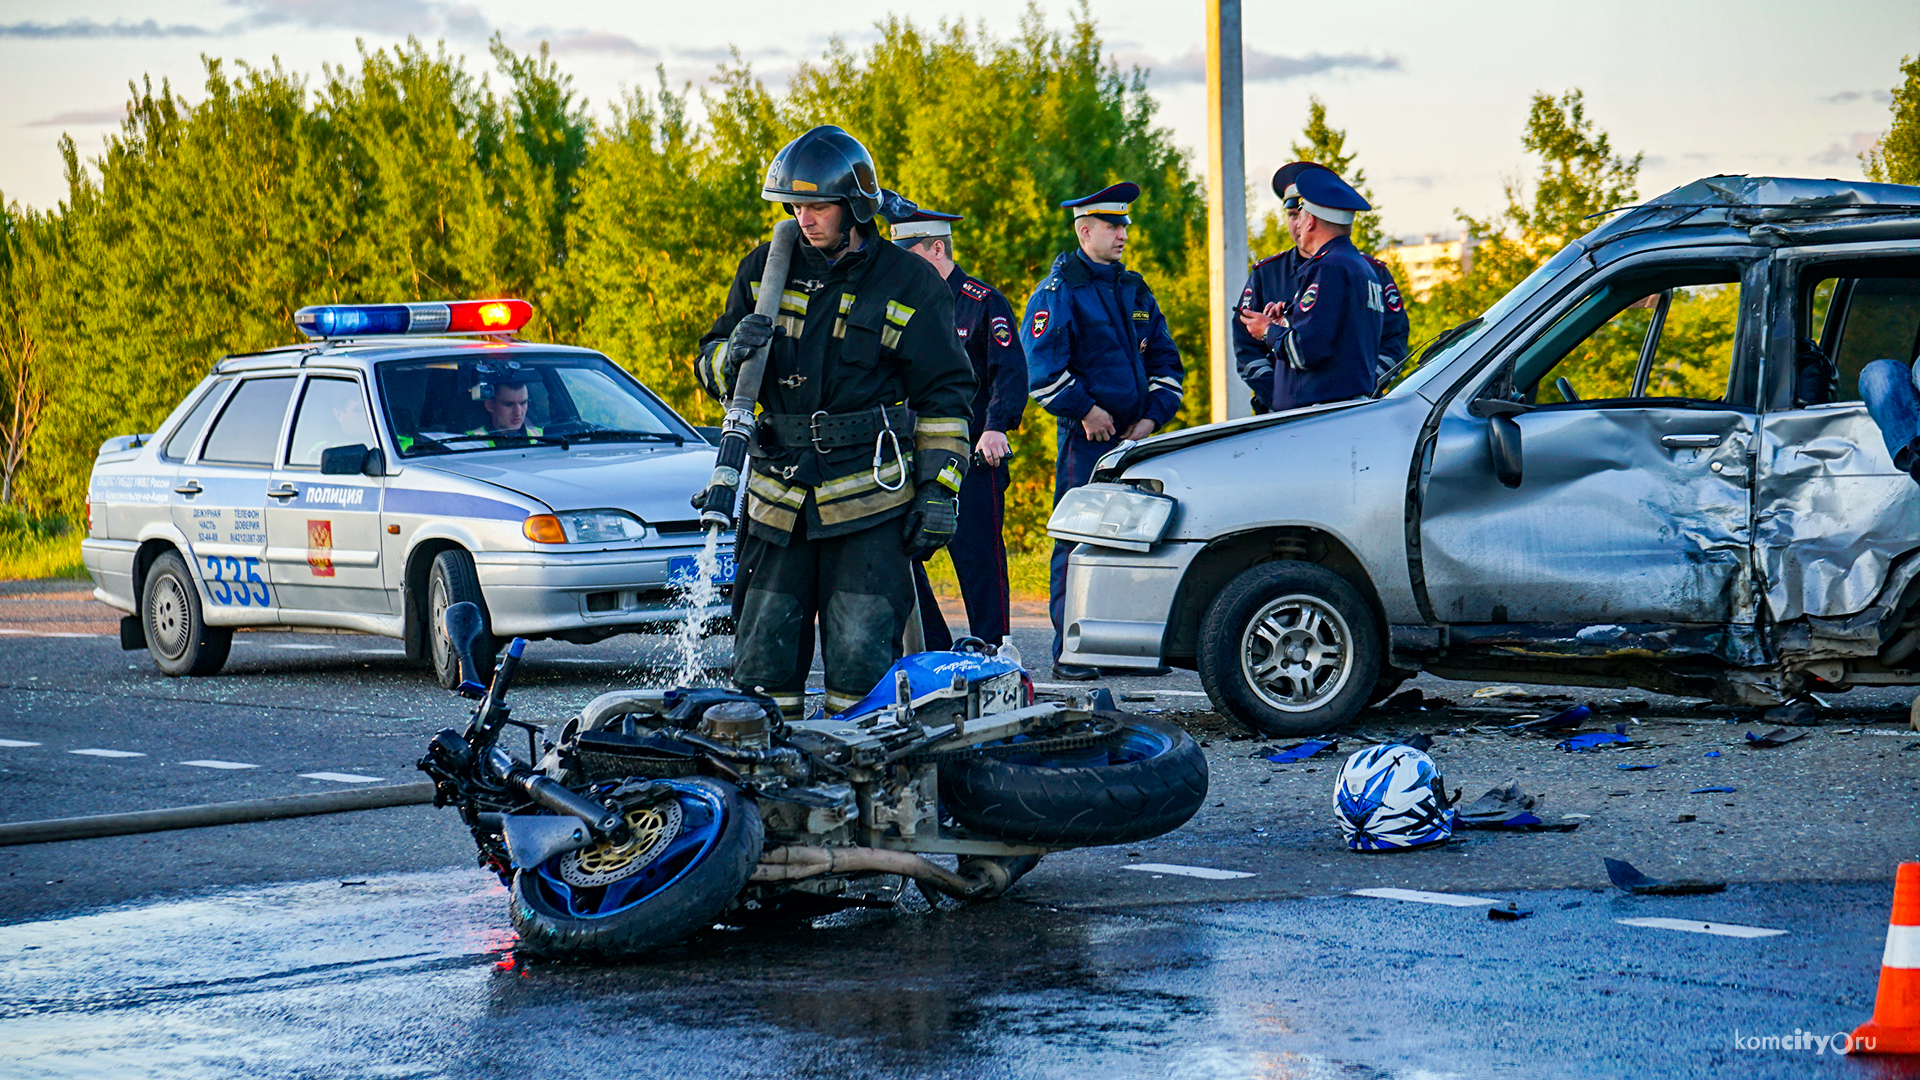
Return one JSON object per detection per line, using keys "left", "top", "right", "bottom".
{"left": 922, "top": 545, "right": 1050, "bottom": 602}
{"left": 0, "top": 508, "right": 86, "bottom": 581}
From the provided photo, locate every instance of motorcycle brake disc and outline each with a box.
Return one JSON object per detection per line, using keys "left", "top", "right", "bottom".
{"left": 907, "top": 713, "right": 1124, "bottom": 765}
{"left": 558, "top": 799, "right": 683, "bottom": 887}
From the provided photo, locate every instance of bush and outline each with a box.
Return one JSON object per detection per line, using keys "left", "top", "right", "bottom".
{"left": 0, "top": 506, "right": 84, "bottom": 580}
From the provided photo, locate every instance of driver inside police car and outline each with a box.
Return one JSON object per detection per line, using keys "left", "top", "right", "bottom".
{"left": 473, "top": 379, "right": 541, "bottom": 437}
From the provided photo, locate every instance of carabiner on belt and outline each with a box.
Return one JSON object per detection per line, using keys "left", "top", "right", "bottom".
{"left": 872, "top": 404, "right": 905, "bottom": 491}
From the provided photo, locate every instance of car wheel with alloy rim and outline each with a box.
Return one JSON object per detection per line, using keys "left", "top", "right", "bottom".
{"left": 1197, "top": 560, "right": 1381, "bottom": 737}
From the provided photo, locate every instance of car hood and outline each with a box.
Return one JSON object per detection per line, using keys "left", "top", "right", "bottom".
{"left": 1091, "top": 398, "right": 1372, "bottom": 481}
{"left": 410, "top": 443, "right": 716, "bottom": 524}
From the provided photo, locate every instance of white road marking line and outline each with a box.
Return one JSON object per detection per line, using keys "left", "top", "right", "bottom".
{"left": 1351, "top": 887, "right": 1501, "bottom": 907}
{"left": 1032, "top": 683, "right": 1211, "bottom": 696}
{"left": 1617, "top": 917, "right": 1787, "bottom": 939}
{"left": 1123, "top": 863, "right": 1255, "bottom": 880}
{"left": 181, "top": 759, "right": 259, "bottom": 770}
{"left": 70, "top": 748, "right": 146, "bottom": 758}
{"left": 0, "top": 629, "right": 104, "bottom": 638}
{"left": 300, "top": 772, "right": 384, "bottom": 783}
{"left": 0, "top": 738, "right": 42, "bottom": 747}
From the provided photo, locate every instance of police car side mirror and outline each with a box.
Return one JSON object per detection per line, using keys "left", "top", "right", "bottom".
{"left": 320, "top": 444, "right": 382, "bottom": 477}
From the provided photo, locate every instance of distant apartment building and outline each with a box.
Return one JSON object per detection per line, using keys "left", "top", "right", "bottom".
{"left": 1381, "top": 234, "right": 1480, "bottom": 299}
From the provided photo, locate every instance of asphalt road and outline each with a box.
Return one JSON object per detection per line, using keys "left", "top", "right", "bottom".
{"left": 2, "top": 583, "right": 1919, "bottom": 1077}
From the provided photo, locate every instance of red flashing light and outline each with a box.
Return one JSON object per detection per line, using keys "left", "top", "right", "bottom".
{"left": 447, "top": 299, "right": 532, "bottom": 334}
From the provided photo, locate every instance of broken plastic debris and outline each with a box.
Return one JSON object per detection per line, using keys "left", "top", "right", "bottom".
{"left": 1089, "top": 688, "right": 1117, "bottom": 712}
{"left": 1266, "top": 739, "right": 1337, "bottom": 764}
{"left": 1488, "top": 902, "right": 1533, "bottom": 921}
{"left": 1743, "top": 727, "right": 1807, "bottom": 748}
{"left": 1473, "top": 685, "right": 1529, "bottom": 698}
{"left": 1456, "top": 781, "right": 1581, "bottom": 831}
{"left": 1762, "top": 700, "right": 1818, "bottom": 726}
{"left": 1616, "top": 763, "right": 1659, "bottom": 770}
{"left": 1704, "top": 751, "right": 1721, "bottom": 758}
{"left": 1506, "top": 704, "right": 1591, "bottom": 733}
{"left": 1690, "top": 786, "right": 1738, "bottom": 794}
{"left": 1604, "top": 857, "right": 1727, "bottom": 896}
{"left": 1383, "top": 688, "right": 1425, "bottom": 711}
{"left": 1559, "top": 732, "right": 1629, "bottom": 752}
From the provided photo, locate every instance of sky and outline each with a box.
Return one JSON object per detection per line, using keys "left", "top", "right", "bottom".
{"left": 0, "top": 0, "right": 1912, "bottom": 242}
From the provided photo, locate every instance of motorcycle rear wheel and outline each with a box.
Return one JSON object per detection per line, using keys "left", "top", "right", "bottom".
{"left": 938, "top": 715, "right": 1208, "bottom": 845}
{"left": 509, "top": 777, "right": 762, "bottom": 959}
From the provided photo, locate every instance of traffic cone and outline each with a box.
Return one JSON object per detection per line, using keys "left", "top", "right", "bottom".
{"left": 1850, "top": 862, "right": 1920, "bottom": 1054}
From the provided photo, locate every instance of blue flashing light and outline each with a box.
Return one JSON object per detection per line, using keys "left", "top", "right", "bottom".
{"left": 294, "top": 304, "right": 414, "bottom": 339}
{"left": 292, "top": 299, "right": 533, "bottom": 340}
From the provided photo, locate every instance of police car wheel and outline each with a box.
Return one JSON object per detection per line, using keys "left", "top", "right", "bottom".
{"left": 141, "top": 550, "right": 231, "bottom": 678}
{"left": 1198, "top": 561, "right": 1381, "bottom": 738}
{"left": 428, "top": 549, "right": 494, "bottom": 690}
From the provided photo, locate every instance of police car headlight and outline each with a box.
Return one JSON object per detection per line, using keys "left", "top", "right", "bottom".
{"left": 1047, "top": 485, "right": 1174, "bottom": 552}
{"left": 525, "top": 510, "right": 647, "bottom": 545}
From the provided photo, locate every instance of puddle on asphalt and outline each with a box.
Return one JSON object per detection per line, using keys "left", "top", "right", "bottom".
{"left": 0, "top": 868, "right": 1452, "bottom": 1080}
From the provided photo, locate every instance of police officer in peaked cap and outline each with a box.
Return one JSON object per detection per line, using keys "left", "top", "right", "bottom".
{"left": 1022, "top": 182, "right": 1185, "bottom": 680}
{"left": 1234, "top": 162, "right": 1408, "bottom": 412}
{"left": 892, "top": 205, "right": 1027, "bottom": 651}
{"left": 1235, "top": 166, "right": 1391, "bottom": 413}
{"left": 695, "top": 125, "right": 977, "bottom": 720}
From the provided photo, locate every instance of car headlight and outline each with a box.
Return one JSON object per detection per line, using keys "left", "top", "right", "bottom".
{"left": 523, "top": 510, "right": 647, "bottom": 544}
{"left": 1047, "top": 484, "right": 1174, "bottom": 552}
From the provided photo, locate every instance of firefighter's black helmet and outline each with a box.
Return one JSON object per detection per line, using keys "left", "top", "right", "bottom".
{"left": 762, "top": 125, "right": 882, "bottom": 223}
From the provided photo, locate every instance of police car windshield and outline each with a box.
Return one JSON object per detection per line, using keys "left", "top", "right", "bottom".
{"left": 378, "top": 353, "right": 693, "bottom": 457}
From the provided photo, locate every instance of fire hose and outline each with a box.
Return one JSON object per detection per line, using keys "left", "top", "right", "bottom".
{"left": 695, "top": 217, "right": 802, "bottom": 534}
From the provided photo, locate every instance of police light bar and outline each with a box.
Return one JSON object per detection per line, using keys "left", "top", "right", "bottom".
{"left": 293, "top": 299, "right": 533, "bottom": 339}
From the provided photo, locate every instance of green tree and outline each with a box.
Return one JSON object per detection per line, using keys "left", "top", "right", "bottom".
{"left": 1412, "top": 89, "right": 1640, "bottom": 351}
{"left": 1863, "top": 54, "right": 1920, "bottom": 185}
{"left": 1250, "top": 96, "right": 1386, "bottom": 259}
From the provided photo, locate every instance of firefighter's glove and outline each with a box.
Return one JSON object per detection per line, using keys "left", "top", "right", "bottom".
{"left": 723, "top": 313, "right": 779, "bottom": 386}
{"left": 901, "top": 481, "right": 959, "bottom": 560}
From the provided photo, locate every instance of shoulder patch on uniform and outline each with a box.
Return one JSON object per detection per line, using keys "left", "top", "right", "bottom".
{"left": 1297, "top": 283, "right": 1319, "bottom": 313}
{"left": 991, "top": 315, "right": 1012, "bottom": 346}
{"left": 960, "top": 279, "right": 989, "bottom": 301}
{"left": 1031, "top": 310, "right": 1050, "bottom": 338}
{"left": 1385, "top": 282, "right": 1403, "bottom": 313}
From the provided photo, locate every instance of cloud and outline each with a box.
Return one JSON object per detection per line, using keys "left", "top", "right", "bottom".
{"left": 0, "top": 18, "right": 214, "bottom": 38}
{"left": 228, "top": 0, "right": 487, "bottom": 37}
{"left": 23, "top": 108, "right": 124, "bottom": 127}
{"left": 1132, "top": 47, "right": 1401, "bottom": 85}
{"left": 1810, "top": 132, "right": 1882, "bottom": 166}
{"left": 1824, "top": 89, "right": 1897, "bottom": 105}
{"left": 537, "top": 31, "right": 659, "bottom": 59}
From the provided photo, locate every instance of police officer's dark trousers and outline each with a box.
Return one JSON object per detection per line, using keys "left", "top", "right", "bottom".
{"left": 1049, "top": 417, "right": 1109, "bottom": 661}
{"left": 733, "top": 519, "right": 915, "bottom": 720}
{"left": 948, "top": 457, "right": 1012, "bottom": 644}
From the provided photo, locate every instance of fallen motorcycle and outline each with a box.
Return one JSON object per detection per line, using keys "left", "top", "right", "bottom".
{"left": 417, "top": 602, "right": 1209, "bottom": 958}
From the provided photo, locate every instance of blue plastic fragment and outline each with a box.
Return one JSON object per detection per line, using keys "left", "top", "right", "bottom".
{"left": 1704, "top": 751, "right": 1721, "bottom": 758}
{"left": 1559, "top": 732, "right": 1629, "bottom": 752}
{"left": 1267, "top": 739, "right": 1337, "bottom": 764}
{"left": 1616, "top": 762, "right": 1658, "bottom": 770}
{"left": 1690, "top": 786, "right": 1738, "bottom": 794}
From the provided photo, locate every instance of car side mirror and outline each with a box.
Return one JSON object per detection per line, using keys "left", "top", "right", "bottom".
{"left": 442, "top": 601, "right": 486, "bottom": 690}
{"left": 1488, "top": 415, "right": 1523, "bottom": 488}
{"left": 321, "top": 444, "right": 371, "bottom": 475}
{"left": 360, "top": 447, "right": 385, "bottom": 477}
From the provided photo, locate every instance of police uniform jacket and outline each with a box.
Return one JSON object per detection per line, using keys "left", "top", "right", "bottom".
{"left": 698, "top": 230, "right": 977, "bottom": 544}
{"left": 1265, "top": 235, "right": 1385, "bottom": 413}
{"left": 946, "top": 265, "right": 1026, "bottom": 438}
{"left": 1234, "top": 247, "right": 1408, "bottom": 408}
{"left": 1023, "top": 249, "right": 1184, "bottom": 429}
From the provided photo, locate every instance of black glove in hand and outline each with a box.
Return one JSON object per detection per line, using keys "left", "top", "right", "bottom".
{"left": 723, "top": 313, "right": 778, "bottom": 385}
{"left": 901, "top": 482, "right": 959, "bottom": 559}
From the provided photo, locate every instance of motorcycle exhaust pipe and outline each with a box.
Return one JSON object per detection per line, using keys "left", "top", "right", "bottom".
{"left": 751, "top": 844, "right": 993, "bottom": 900}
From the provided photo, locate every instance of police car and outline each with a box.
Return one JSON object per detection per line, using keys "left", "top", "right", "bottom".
{"left": 81, "top": 298, "right": 734, "bottom": 686}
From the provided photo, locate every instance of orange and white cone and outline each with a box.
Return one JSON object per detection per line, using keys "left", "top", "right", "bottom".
{"left": 1850, "top": 862, "right": 1920, "bottom": 1054}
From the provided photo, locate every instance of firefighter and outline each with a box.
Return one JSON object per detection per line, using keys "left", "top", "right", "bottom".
{"left": 892, "top": 205, "right": 1026, "bottom": 649}
{"left": 695, "top": 125, "right": 977, "bottom": 719}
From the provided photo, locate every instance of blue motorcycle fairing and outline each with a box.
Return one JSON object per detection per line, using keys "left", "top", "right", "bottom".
{"left": 528, "top": 778, "right": 730, "bottom": 919}
{"left": 833, "top": 649, "right": 1024, "bottom": 722}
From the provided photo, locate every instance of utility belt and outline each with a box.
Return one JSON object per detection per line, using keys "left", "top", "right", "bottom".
{"left": 756, "top": 403, "right": 913, "bottom": 452}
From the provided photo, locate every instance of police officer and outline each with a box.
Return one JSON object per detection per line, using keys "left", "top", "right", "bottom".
{"left": 472, "top": 379, "right": 541, "bottom": 438}
{"left": 1235, "top": 167, "right": 1387, "bottom": 413}
{"left": 695, "top": 126, "right": 977, "bottom": 720}
{"left": 892, "top": 206, "right": 1026, "bottom": 649}
{"left": 1023, "top": 182, "right": 1184, "bottom": 680}
{"left": 1233, "top": 162, "right": 1408, "bottom": 412}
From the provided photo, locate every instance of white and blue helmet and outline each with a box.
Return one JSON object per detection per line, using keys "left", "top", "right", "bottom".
{"left": 1333, "top": 743, "right": 1454, "bottom": 851}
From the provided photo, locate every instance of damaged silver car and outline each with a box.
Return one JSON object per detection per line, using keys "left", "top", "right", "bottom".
{"left": 1051, "top": 176, "right": 1920, "bottom": 735}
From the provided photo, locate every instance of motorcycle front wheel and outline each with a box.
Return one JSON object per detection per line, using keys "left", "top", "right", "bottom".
{"left": 508, "top": 777, "right": 762, "bottom": 959}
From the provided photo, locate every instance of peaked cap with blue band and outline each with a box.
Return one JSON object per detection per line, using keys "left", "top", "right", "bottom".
{"left": 1285, "top": 168, "right": 1371, "bottom": 226}
{"left": 1061, "top": 181, "right": 1139, "bottom": 224}
{"left": 890, "top": 205, "right": 963, "bottom": 242}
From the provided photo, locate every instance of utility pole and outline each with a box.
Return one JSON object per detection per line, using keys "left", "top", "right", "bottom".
{"left": 1206, "top": 0, "right": 1251, "bottom": 424}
